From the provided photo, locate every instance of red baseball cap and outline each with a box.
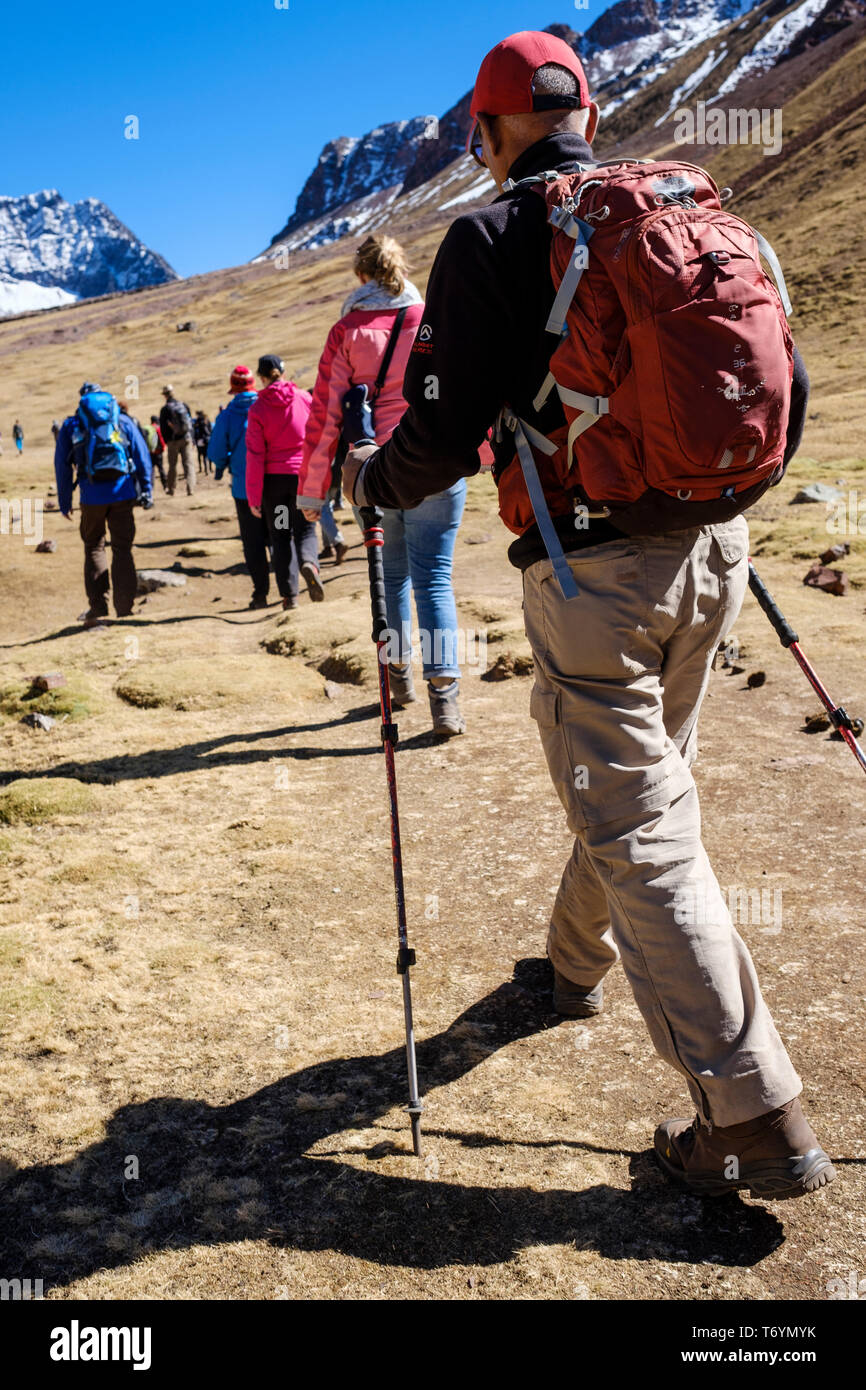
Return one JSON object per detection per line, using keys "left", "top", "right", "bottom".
{"left": 468, "top": 31, "right": 590, "bottom": 147}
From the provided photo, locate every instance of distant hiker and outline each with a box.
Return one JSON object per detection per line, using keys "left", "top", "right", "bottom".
{"left": 54, "top": 382, "right": 152, "bottom": 626}
{"left": 337, "top": 31, "right": 833, "bottom": 1200}
{"left": 159, "top": 384, "right": 195, "bottom": 496}
{"left": 51, "top": 419, "right": 60, "bottom": 441}
{"left": 193, "top": 410, "right": 212, "bottom": 473}
{"left": 142, "top": 415, "right": 168, "bottom": 491}
{"left": 299, "top": 234, "right": 465, "bottom": 734}
{"left": 317, "top": 454, "right": 348, "bottom": 566}
{"left": 208, "top": 366, "right": 271, "bottom": 609}
{"left": 12, "top": 420, "right": 23, "bottom": 453}
{"left": 246, "top": 354, "right": 321, "bottom": 610}
{"left": 118, "top": 400, "right": 142, "bottom": 432}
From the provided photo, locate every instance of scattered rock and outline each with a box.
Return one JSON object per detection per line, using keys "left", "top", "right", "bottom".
{"left": 31, "top": 672, "right": 66, "bottom": 692}
{"left": 323, "top": 681, "right": 342, "bottom": 700}
{"left": 136, "top": 569, "right": 188, "bottom": 594}
{"left": 791, "top": 483, "right": 843, "bottom": 504}
{"left": 20, "top": 712, "right": 55, "bottom": 731}
{"left": 35, "top": 539, "right": 57, "bottom": 553}
{"left": 464, "top": 534, "right": 493, "bottom": 545}
{"left": 176, "top": 320, "right": 197, "bottom": 332}
{"left": 820, "top": 542, "right": 851, "bottom": 564}
{"left": 481, "top": 652, "right": 534, "bottom": 682}
{"left": 746, "top": 671, "right": 766, "bottom": 689}
{"left": 831, "top": 717, "right": 864, "bottom": 741}
{"left": 318, "top": 652, "right": 367, "bottom": 686}
{"left": 804, "top": 711, "right": 830, "bottom": 733}
{"left": 367, "top": 1140, "right": 398, "bottom": 1160}
{"left": 803, "top": 562, "right": 849, "bottom": 596}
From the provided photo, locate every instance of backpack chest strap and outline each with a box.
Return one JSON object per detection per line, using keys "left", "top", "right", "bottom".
{"left": 545, "top": 215, "right": 595, "bottom": 337}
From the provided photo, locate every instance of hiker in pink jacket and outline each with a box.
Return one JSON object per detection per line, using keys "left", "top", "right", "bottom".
{"left": 247, "top": 355, "right": 322, "bottom": 608}
{"left": 299, "top": 235, "right": 466, "bottom": 736}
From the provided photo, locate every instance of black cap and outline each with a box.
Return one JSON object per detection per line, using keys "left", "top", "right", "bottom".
{"left": 79, "top": 381, "right": 100, "bottom": 397}
{"left": 257, "top": 354, "right": 284, "bottom": 377}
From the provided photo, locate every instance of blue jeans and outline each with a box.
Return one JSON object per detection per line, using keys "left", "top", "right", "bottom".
{"left": 320, "top": 489, "right": 343, "bottom": 546}
{"left": 374, "top": 480, "right": 466, "bottom": 680}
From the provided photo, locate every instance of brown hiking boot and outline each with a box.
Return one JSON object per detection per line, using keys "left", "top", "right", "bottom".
{"left": 654, "top": 1098, "right": 836, "bottom": 1200}
{"left": 301, "top": 562, "right": 325, "bottom": 602}
{"left": 552, "top": 968, "right": 604, "bottom": 1018}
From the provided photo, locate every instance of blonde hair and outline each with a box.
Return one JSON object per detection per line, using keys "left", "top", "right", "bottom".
{"left": 353, "top": 234, "right": 409, "bottom": 297}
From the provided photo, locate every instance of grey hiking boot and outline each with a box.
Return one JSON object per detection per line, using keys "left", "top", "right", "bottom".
{"left": 654, "top": 1098, "right": 836, "bottom": 1200}
{"left": 428, "top": 679, "right": 465, "bottom": 737}
{"left": 388, "top": 663, "right": 416, "bottom": 708}
{"left": 553, "top": 968, "right": 604, "bottom": 1018}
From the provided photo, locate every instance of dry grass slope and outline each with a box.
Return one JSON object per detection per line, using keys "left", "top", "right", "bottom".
{"left": 0, "top": 52, "right": 863, "bottom": 1299}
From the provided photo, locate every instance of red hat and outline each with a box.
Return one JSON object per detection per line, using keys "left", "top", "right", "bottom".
{"left": 229, "top": 364, "right": 255, "bottom": 394}
{"left": 468, "top": 30, "right": 590, "bottom": 145}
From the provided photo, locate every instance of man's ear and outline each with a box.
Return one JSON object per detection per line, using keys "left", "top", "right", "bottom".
{"left": 584, "top": 101, "right": 600, "bottom": 146}
{"left": 478, "top": 112, "right": 501, "bottom": 158}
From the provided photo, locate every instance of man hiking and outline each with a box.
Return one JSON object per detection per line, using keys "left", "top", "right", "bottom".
{"left": 208, "top": 365, "right": 271, "bottom": 608}
{"left": 12, "top": 420, "right": 23, "bottom": 454}
{"left": 54, "top": 382, "right": 152, "bottom": 627}
{"left": 194, "top": 410, "right": 212, "bottom": 473}
{"left": 159, "top": 384, "right": 196, "bottom": 496}
{"left": 341, "top": 31, "right": 834, "bottom": 1201}
{"left": 142, "top": 415, "right": 168, "bottom": 491}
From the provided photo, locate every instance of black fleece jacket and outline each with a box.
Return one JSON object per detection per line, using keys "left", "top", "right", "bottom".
{"left": 362, "top": 130, "right": 809, "bottom": 571}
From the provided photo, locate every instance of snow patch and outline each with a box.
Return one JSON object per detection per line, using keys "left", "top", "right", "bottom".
{"left": 0, "top": 275, "right": 77, "bottom": 317}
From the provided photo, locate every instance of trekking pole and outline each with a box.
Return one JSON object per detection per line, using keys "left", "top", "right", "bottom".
{"left": 360, "top": 502, "right": 424, "bottom": 1156}
{"left": 748, "top": 560, "right": 866, "bottom": 776}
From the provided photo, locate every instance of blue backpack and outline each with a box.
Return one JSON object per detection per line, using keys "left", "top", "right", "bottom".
{"left": 74, "top": 391, "right": 134, "bottom": 483}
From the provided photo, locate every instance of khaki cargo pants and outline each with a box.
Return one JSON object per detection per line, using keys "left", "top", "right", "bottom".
{"left": 166, "top": 438, "right": 196, "bottom": 496}
{"left": 522, "top": 517, "right": 801, "bottom": 1127}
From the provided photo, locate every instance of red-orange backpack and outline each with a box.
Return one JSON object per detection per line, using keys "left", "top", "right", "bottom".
{"left": 496, "top": 159, "right": 794, "bottom": 599}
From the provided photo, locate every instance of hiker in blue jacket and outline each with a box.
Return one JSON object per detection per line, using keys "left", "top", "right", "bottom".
{"left": 54, "top": 382, "right": 152, "bottom": 627}
{"left": 208, "top": 364, "right": 271, "bottom": 609}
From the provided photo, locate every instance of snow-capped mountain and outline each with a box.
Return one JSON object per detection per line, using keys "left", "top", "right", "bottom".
{"left": 262, "top": 0, "right": 864, "bottom": 258}
{"left": 267, "top": 117, "right": 441, "bottom": 249}
{"left": 0, "top": 190, "right": 177, "bottom": 317}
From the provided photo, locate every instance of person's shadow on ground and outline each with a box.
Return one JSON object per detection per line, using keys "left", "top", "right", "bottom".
{"left": 0, "top": 961, "right": 784, "bottom": 1291}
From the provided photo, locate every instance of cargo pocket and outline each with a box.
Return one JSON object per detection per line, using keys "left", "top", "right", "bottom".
{"left": 529, "top": 684, "right": 582, "bottom": 828}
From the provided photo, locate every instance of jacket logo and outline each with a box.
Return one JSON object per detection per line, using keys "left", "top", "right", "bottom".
{"left": 418, "top": 324, "right": 433, "bottom": 341}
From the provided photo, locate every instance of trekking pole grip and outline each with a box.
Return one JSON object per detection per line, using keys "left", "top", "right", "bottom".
{"left": 360, "top": 505, "right": 388, "bottom": 643}
{"left": 748, "top": 561, "right": 798, "bottom": 648}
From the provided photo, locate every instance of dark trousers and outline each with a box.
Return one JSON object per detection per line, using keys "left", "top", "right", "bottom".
{"left": 196, "top": 444, "right": 210, "bottom": 473}
{"left": 261, "top": 473, "right": 318, "bottom": 599}
{"left": 79, "top": 500, "right": 137, "bottom": 617}
{"left": 235, "top": 497, "right": 271, "bottom": 598}
{"left": 151, "top": 451, "right": 168, "bottom": 490}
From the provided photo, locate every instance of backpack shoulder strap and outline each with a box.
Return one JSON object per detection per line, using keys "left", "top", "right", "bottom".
{"left": 371, "top": 306, "right": 408, "bottom": 404}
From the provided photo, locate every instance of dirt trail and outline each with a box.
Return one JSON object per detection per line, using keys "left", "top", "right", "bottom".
{"left": 0, "top": 442, "right": 863, "bottom": 1301}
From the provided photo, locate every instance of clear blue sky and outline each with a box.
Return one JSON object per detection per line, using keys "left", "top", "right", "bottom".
{"left": 0, "top": 0, "right": 609, "bottom": 279}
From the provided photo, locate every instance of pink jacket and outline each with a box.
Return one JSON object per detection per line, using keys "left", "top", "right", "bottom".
{"left": 245, "top": 378, "right": 313, "bottom": 509}
{"left": 298, "top": 282, "right": 424, "bottom": 507}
